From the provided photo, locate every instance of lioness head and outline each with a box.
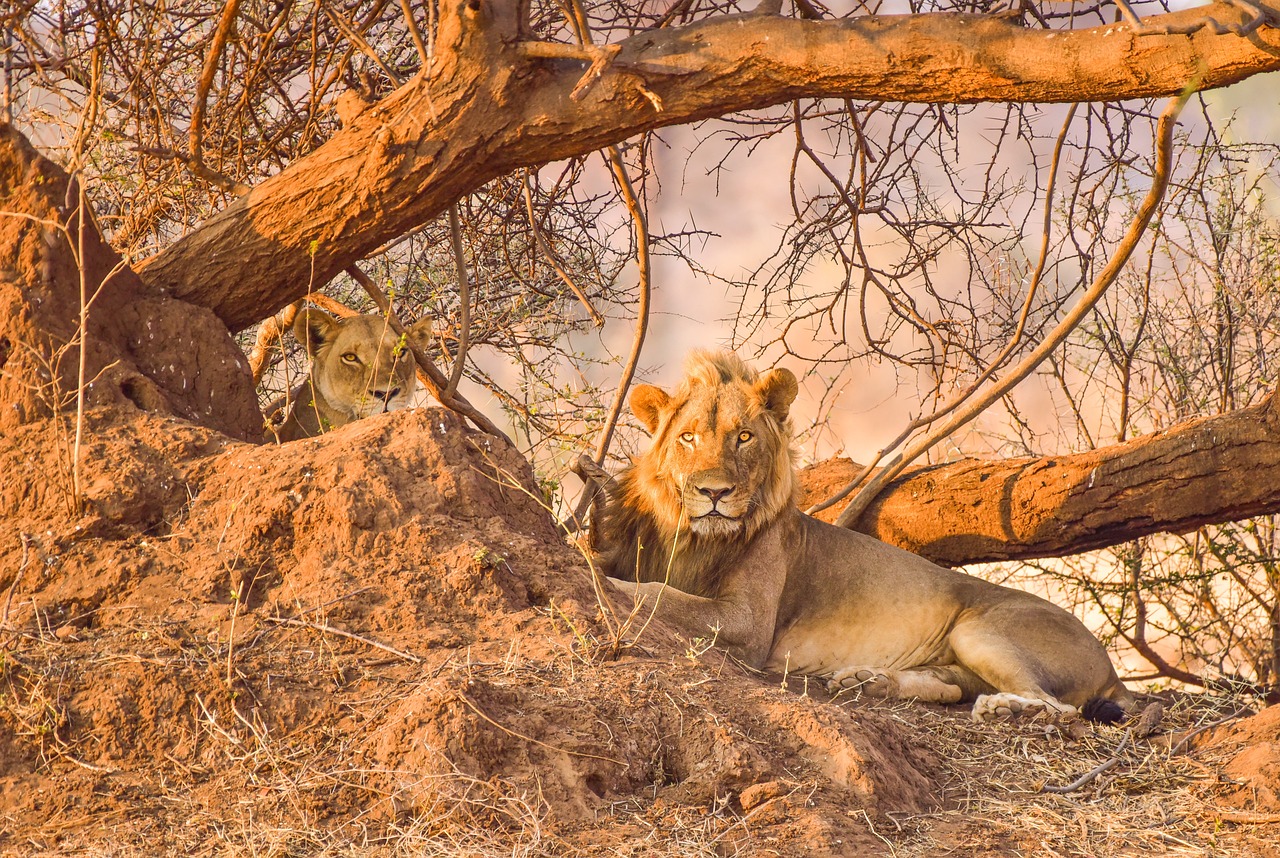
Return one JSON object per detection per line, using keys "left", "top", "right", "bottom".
{"left": 294, "top": 308, "right": 429, "bottom": 422}
{"left": 628, "top": 350, "right": 799, "bottom": 541}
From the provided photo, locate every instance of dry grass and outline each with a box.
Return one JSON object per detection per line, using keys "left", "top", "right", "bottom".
{"left": 851, "top": 691, "right": 1278, "bottom": 857}
{"left": 3, "top": 609, "right": 1276, "bottom": 857}
{"left": 0, "top": 622, "right": 745, "bottom": 857}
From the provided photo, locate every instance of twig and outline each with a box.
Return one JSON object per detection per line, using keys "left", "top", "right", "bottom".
{"left": 1114, "top": 0, "right": 1270, "bottom": 36}
{"left": 1, "top": 534, "right": 31, "bottom": 642}
{"left": 832, "top": 93, "right": 1190, "bottom": 529}
{"left": 65, "top": 754, "right": 116, "bottom": 773}
{"left": 1170, "top": 705, "right": 1254, "bottom": 755}
{"left": 72, "top": 183, "right": 90, "bottom": 515}
{"left": 515, "top": 6, "right": 623, "bottom": 101}
{"left": 566, "top": 145, "right": 652, "bottom": 532}
{"left": 247, "top": 301, "right": 302, "bottom": 386}
{"left": 399, "top": 0, "right": 431, "bottom": 66}
{"left": 265, "top": 615, "right": 423, "bottom": 664}
{"left": 136, "top": 145, "right": 251, "bottom": 195}
{"left": 323, "top": 3, "right": 403, "bottom": 86}
{"left": 194, "top": 692, "right": 243, "bottom": 746}
{"left": 1041, "top": 727, "right": 1134, "bottom": 794}
{"left": 189, "top": 0, "right": 242, "bottom": 175}
{"left": 1210, "top": 811, "right": 1280, "bottom": 824}
{"left": 522, "top": 172, "right": 605, "bottom": 327}
{"left": 444, "top": 204, "right": 471, "bottom": 400}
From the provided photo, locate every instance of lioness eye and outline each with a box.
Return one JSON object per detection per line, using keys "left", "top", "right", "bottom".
{"left": 738, "top": 431, "right": 753, "bottom": 444}
{"left": 341, "top": 352, "right": 359, "bottom": 364}
{"left": 679, "top": 431, "right": 695, "bottom": 444}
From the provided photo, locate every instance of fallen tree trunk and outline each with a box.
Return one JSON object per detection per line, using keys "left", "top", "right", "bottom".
{"left": 136, "top": 0, "right": 1280, "bottom": 331}
{"left": 799, "top": 390, "right": 1280, "bottom": 565}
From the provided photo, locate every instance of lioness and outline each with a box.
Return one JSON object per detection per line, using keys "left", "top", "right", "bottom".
{"left": 270, "top": 308, "right": 433, "bottom": 442}
{"left": 601, "top": 350, "right": 1134, "bottom": 722}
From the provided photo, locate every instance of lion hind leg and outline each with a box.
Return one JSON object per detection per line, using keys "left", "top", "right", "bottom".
{"left": 947, "top": 611, "right": 1124, "bottom": 715}
{"left": 827, "top": 666, "right": 966, "bottom": 704}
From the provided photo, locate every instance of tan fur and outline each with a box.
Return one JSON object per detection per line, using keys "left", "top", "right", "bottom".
{"left": 268, "top": 309, "right": 432, "bottom": 443}
{"left": 602, "top": 350, "right": 1135, "bottom": 722}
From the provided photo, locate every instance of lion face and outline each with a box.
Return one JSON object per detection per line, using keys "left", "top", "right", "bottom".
{"left": 629, "top": 351, "right": 799, "bottom": 541}
{"left": 295, "top": 309, "right": 427, "bottom": 420}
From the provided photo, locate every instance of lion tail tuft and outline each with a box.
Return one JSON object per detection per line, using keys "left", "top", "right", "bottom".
{"left": 1080, "top": 697, "right": 1126, "bottom": 724}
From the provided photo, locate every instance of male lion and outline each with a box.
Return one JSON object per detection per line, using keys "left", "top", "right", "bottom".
{"left": 600, "top": 350, "right": 1134, "bottom": 722}
{"left": 269, "top": 308, "right": 433, "bottom": 442}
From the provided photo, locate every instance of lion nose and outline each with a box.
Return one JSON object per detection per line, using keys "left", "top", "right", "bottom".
{"left": 373, "top": 387, "right": 401, "bottom": 404}
{"left": 698, "top": 484, "right": 734, "bottom": 503}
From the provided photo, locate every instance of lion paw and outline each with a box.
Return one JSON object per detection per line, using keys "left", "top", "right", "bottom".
{"left": 826, "top": 668, "right": 900, "bottom": 699}
{"left": 971, "top": 693, "right": 1073, "bottom": 722}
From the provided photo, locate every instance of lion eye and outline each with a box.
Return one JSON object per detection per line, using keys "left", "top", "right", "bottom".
{"left": 341, "top": 352, "right": 360, "bottom": 365}
{"left": 738, "top": 431, "right": 753, "bottom": 444}
{"left": 679, "top": 431, "right": 696, "bottom": 445}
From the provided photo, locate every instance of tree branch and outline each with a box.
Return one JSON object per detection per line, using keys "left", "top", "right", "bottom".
{"left": 799, "top": 391, "right": 1280, "bottom": 566}
{"left": 136, "top": 1, "right": 1280, "bottom": 331}
{"left": 189, "top": 0, "right": 242, "bottom": 174}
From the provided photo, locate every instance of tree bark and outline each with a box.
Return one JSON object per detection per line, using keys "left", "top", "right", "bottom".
{"left": 799, "top": 391, "right": 1280, "bottom": 566}
{"left": 136, "top": 0, "right": 1280, "bottom": 331}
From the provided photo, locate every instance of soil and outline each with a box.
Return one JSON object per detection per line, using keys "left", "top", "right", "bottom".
{"left": 1, "top": 404, "right": 1278, "bottom": 857}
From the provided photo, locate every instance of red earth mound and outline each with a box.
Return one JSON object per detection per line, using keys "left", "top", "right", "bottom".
{"left": 1199, "top": 703, "right": 1280, "bottom": 813}
{"left": 1, "top": 405, "right": 946, "bottom": 854}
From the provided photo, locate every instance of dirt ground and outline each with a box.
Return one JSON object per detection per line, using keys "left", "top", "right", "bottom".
{"left": 0, "top": 404, "right": 1277, "bottom": 857}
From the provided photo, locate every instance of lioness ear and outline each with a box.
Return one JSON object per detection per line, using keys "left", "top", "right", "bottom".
{"left": 630, "top": 384, "right": 671, "bottom": 434}
{"left": 294, "top": 308, "right": 340, "bottom": 357}
{"left": 755, "top": 368, "right": 798, "bottom": 419}
{"left": 406, "top": 315, "right": 435, "bottom": 349}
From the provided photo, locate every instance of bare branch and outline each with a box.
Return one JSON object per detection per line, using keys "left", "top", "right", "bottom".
{"left": 444, "top": 204, "right": 471, "bottom": 400}
{"left": 567, "top": 145, "right": 653, "bottom": 532}
{"left": 833, "top": 94, "right": 1189, "bottom": 529}
{"left": 189, "top": 0, "right": 243, "bottom": 173}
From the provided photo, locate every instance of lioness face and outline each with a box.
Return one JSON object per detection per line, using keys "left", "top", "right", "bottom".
{"left": 299, "top": 311, "right": 420, "bottom": 420}
{"left": 630, "top": 354, "right": 799, "bottom": 539}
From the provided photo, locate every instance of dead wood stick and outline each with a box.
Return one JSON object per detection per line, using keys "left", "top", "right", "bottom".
{"left": 1041, "top": 728, "right": 1133, "bottom": 794}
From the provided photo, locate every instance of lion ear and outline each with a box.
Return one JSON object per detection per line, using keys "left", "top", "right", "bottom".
{"left": 293, "top": 308, "right": 340, "bottom": 357}
{"left": 630, "top": 384, "right": 671, "bottom": 433}
{"left": 755, "top": 368, "right": 798, "bottom": 420}
{"left": 405, "top": 315, "right": 435, "bottom": 348}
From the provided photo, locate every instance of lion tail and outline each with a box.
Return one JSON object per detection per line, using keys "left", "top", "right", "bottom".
{"left": 1080, "top": 696, "right": 1126, "bottom": 724}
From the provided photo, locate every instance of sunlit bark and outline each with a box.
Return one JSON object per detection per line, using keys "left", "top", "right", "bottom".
{"left": 800, "top": 391, "right": 1280, "bottom": 565}
{"left": 137, "top": 0, "right": 1280, "bottom": 331}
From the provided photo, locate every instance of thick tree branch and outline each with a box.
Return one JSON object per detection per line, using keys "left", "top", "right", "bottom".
{"left": 136, "top": 1, "right": 1280, "bottom": 331}
{"left": 799, "top": 391, "right": 1280, "bottom": 566}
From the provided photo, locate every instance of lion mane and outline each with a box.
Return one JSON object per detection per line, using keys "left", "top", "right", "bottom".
{"left": 601, "top": 349, "right": 799, "bottom": 596}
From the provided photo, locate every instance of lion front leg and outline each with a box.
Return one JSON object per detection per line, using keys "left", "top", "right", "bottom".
{"left": 826, "top": 665, "right": 969, "bottom": 704}
{"left": 607, "top": 578, "right": 775, "bottom": 668}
